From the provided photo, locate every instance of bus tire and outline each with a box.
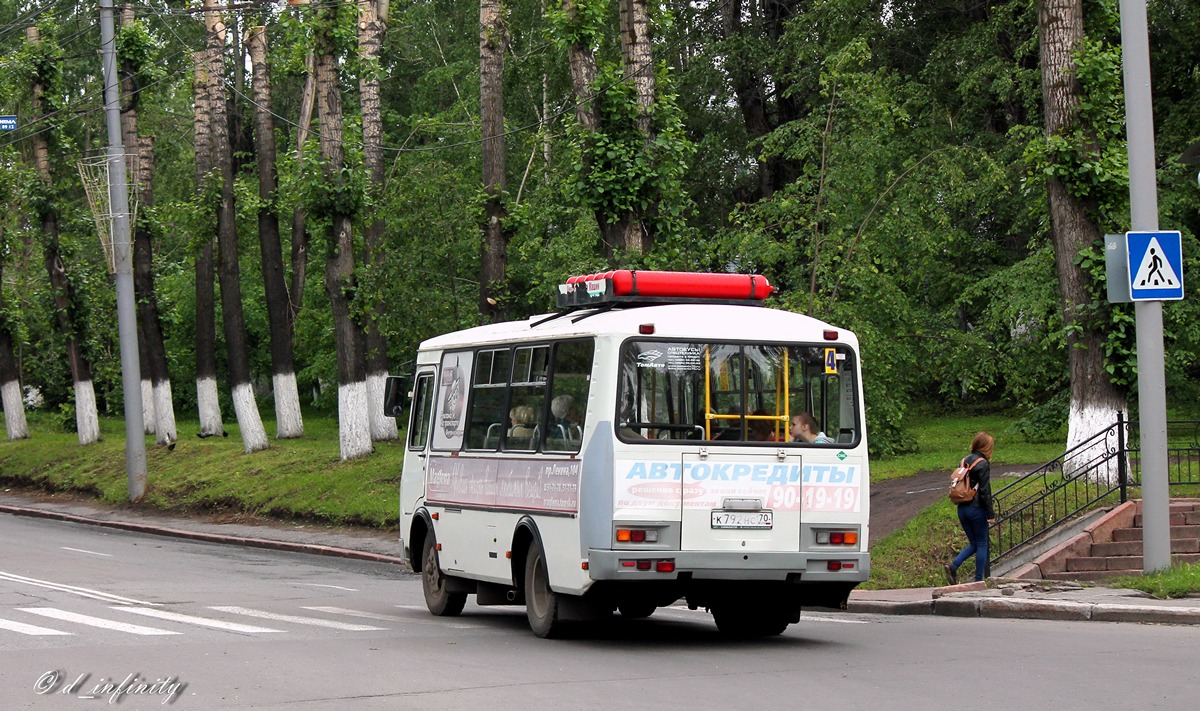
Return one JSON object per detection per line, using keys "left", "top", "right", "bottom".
{"left": 712, "top": 606, "right": 790, "bottom": 637}
{"left": 617, "top": 601, "right": 656, "bottom": 619}
{"left": 524, "top": 539, "right": 565, "bottom": 638}
{"left": 422, "top": 534, "right": 467, "bottom": 617}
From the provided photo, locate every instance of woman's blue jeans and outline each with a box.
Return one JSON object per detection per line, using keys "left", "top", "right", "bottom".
{"left": 952, "top": 504, "right": 990, "bottom": 581}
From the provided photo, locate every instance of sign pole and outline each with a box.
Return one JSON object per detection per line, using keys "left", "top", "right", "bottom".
{"left": 1119, "top": 0, "right": 1171, "bottom": 572}
{"left": 99, "top": 0, "right": 148, "bottom": 502}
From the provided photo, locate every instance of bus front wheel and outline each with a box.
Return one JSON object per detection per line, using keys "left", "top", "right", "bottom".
{"left": 524, "top": 540, "right": 565, "bottom": 638}
{"left": 422, "top": 534, "right": 466, "bottom": 617}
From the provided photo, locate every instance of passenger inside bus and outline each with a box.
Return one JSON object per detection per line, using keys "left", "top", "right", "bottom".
{"left": 791, "top": 412, "right": 834, "bottom": 444}
{"left": 749, "top": 410, "right": 784, "bottom": 441}
{"left": 508, "top": 405, "right": 536, "bottom": 438}
{"left": 550, "top": 394, "right": 582, "bottom": 440}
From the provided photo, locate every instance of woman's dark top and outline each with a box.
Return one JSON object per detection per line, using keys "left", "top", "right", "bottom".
{"left": 958, "top": 451, "right": 993, "bottom": 519}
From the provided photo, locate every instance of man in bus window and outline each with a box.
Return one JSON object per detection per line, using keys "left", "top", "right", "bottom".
{"left": 791, "top": 412, "right": 834, "bottom": 444}
{"left": 551, "top": 395, "right": 581, "bottom": 439}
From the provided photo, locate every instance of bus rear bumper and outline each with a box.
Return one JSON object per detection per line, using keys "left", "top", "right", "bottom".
{"left": 586, "top": 549, "right": 869, "bottom": 583}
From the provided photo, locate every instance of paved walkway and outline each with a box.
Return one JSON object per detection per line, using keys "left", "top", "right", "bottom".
{"left": 3, "top": 489, "right": 1198, "bottom": 625}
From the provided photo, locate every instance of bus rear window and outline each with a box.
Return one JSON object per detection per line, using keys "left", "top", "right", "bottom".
{"left": 617, "top": 340, "right": 859, "bottom": 445}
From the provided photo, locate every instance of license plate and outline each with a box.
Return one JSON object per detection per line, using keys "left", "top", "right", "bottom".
{"left": 711, "top": 510, "right": 773, "bottom": 529}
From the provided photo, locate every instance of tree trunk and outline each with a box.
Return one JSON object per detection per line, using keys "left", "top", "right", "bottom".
{"left": 193, "top": 48, "right": 225, "bottom": 438}
{"left": 480, "top": 0, "right": 509, "bottom": 325}
{"left": 1039, "top": 0, "right": 1125, "bottom": 480}
{"left": 120, "top": 8, "right": 176, "bottom": 446}
{"left": 247, "top": 26, "right": 304, "bottom": 440}
{"left": 0, "top": 259, "right": 28, "bottom": 440}
{"left": 317, "top": 13, "right": 372, "bottom": 461}
{"left": 207, "top": 0, "right": 267, "bottom": 453}
{"left": 27, "top": 26, "right": 99, "bottom": 445}
{"left": 290, "top": 52, "right": 317, "bottom": 323}
{"left": 359, "top": 0, "right": 398, "bottom": 441}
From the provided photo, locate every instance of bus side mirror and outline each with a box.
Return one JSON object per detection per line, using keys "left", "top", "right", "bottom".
{"left": 383, "top": 375, "right": 407, "bottom": 419}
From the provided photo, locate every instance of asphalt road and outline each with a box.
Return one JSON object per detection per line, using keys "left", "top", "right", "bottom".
{"left": 1, "top": 514, "right": 1196, "bottom": 711}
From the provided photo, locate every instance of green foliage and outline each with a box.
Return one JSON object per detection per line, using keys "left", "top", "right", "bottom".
{"left": 1107, "top": 563, "right": 1200, "bottom": 599}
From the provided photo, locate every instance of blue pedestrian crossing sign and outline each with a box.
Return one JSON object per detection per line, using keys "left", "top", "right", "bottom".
{"left": 1127, "top": 231, "right": 1184, "bottom": 301}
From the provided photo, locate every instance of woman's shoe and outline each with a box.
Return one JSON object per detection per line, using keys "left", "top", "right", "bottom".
{"left": 943, "top": 564, "right": 957, "bottom": 586}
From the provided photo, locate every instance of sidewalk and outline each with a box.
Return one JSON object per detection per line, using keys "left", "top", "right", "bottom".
{"left": 4, "top": 489, "right": 1199, "bottom": 625}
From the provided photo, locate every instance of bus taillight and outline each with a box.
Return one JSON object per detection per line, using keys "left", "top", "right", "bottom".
{"left": 616, "top": 528, "right": 659, "bottom": 543}
{"left": 816, "top": 530, "right": 858, "bottom": 545}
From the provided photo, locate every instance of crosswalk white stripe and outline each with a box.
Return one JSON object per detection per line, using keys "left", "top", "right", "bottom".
{"left": 303, "top": 606, "right": 416, "bottom": 622}
{"left": 209, "top": 606, "right": 386, "bottom": 631}
{"left": 302, "top": 605, "right": 481, "bottom": 629}
{"left": 19, "top": 608, "right": 179, "bottom": 636}
{"left": 0, "top": 617, "right": 73, "bottom": 636}
{"left": 0, "top": 571, "right": 155, "bottom": 605}
{"left": 114, "top": 607, "right": 282, "bottom": 634}
{"left": 61, "top": 547, "right": 113, "bottom": 557}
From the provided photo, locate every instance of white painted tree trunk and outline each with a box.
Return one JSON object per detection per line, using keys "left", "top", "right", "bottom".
{"left": 197, "top": 376, "right": 224, "bottom": 437}
{"left": 338, "top": 380, "right": 373, "bottom": 460}
{"left": 366, "top": 371, "right": 398, "bottom": 441}
{"left": 273, "top": 372, "right": 304, "bottom": 439}
{"left": 141, "top": 379, "right": 156, "bottom": 434}
{"left": 2, "top": 379, "right": 29, "bottom": 440}
{"left": 153, "top": 380, "right": 177, "bottom": 445}
{"left": 75, "top": 380, "right": 100, "bottom": 445}
{"left": 1065, "top": 396, "right": 1126, "bottom": 484}
{"left": 232, "top": 382, "right": 269, "bottom": 453}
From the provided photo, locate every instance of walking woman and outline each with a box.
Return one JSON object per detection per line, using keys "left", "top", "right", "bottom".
{"left": 945, "top": 432, "right": 995, "bottom": 584}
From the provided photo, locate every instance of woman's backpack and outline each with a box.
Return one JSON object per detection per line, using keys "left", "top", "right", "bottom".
{"left": 948, "top": 456, "right": 984, "bottom": 504}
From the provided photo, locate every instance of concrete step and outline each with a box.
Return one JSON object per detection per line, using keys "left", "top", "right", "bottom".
{"left": 1045, "top": 569, "right": 1142, "bottom": 582}
{"left": 1136, "top": 500, "right": 1200, "bottom": 515}
{"left": 1112, "top": 525, "right": 1200, "bottom": 542}
{"left": 1133, "top": 513, "right": 1187, "bottom": 527}
{"left": 1090, "top": 538, "right": 1200, "bottom": 557}
{"left": 1068, "top": 553, "right": 1200, "bottom": 572}
{"left": 1188, "top": 511, "right": 1200, "bottom": 526}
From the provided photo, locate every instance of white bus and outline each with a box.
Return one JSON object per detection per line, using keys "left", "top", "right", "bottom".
{"left": 388, "top": 271, "right": 869, "bottom": 637}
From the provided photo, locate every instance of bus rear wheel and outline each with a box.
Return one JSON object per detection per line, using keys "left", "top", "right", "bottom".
{"left": 524, "top": 540, "right": 565, "bottom": 638}
{"left": 422, "top": 534, "right": 466, "bottom": 616}
{"left": 711, "top": 605, "right": 790, "bottom": 637}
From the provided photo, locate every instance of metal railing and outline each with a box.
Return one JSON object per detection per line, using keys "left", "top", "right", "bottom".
{"left": 988, "top": 414, "right": 1200, "bottom": 568}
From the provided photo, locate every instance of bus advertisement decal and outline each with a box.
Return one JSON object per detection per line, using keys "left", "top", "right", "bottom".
{"left": 614, "top": 461, "right": 861, "bottom": 513}
{"left": 427, "top": 457, "right": 582, "bottom": 513}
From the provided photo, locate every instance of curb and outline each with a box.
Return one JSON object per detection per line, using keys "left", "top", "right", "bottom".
{"left": 848, "top": 594, "right": 1200, "bottom": 625}
{"left": 0, "top": 504, "right": 410, "bottom": 567}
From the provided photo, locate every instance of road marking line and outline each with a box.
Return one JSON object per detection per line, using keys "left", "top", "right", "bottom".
{"left": 114, "top": 607, "right": 282, "bottom": 634}
{"left": 303, "top": 606, "right": 411, "bottom": 622}
{"left": 61, "top": 547, "right": 113, "bottom": 557}
{"left": 19, "top": 608, "right": 179, "bottom": 636}
{"left": 664, "top": 605, "right": 868, "bottom": 624}
{"left": 209, "top": 606, "right": 386, "bottom": 631}
{"left": 0, "top": 571, "right": 156, "bottom": 606}
{"left": 0, "top": 617, "right": 73, "bottom": 636}
{"left": 799, "top": 614, "right": 869, "bottom": 624}
{"left": 298, "top": 584, "right": 358, "bottom": 592}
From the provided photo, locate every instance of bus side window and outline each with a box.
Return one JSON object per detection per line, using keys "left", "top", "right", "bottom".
{"left": 466, "top": 349, "right": 511, "bottom": 450}
{"left": 408, "top": 373, "right": 435, "bottom": 450}
{"left": 546, "top": 339, "right": 594, "bottom": 452}
{"left": 506, "top": 346, "right": 549, "bottom": 452}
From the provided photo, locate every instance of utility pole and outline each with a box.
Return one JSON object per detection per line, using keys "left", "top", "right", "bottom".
{"left": 1119, "top": 0, "right": 1171, "bottom": 572}
{"left": 100, "top": 0, "right": 147, "bottom": 501}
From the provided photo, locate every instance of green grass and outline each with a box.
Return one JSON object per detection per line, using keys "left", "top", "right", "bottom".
{"left": 0, "top": 411, "right": 404, "bottom": 529}
{"left": 1109, "top": 563, "right": 1200, "bottom": 599}
{"left": 869, "top": 411, "right": 1064, "bottom": 480}
{"left": 861, "top": 498, "right": 975, "bottom": 589}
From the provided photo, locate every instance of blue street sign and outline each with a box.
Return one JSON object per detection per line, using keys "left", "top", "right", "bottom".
{"left": 1127, "top": 231, "right": 1184, "bottom": 301}
{"left": 0, "top": 116, "right": 17, "bottom": 131}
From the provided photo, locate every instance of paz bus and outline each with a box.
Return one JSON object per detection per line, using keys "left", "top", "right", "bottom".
{"left": 387, "top": 271, "right": 870, "bottom": 637}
